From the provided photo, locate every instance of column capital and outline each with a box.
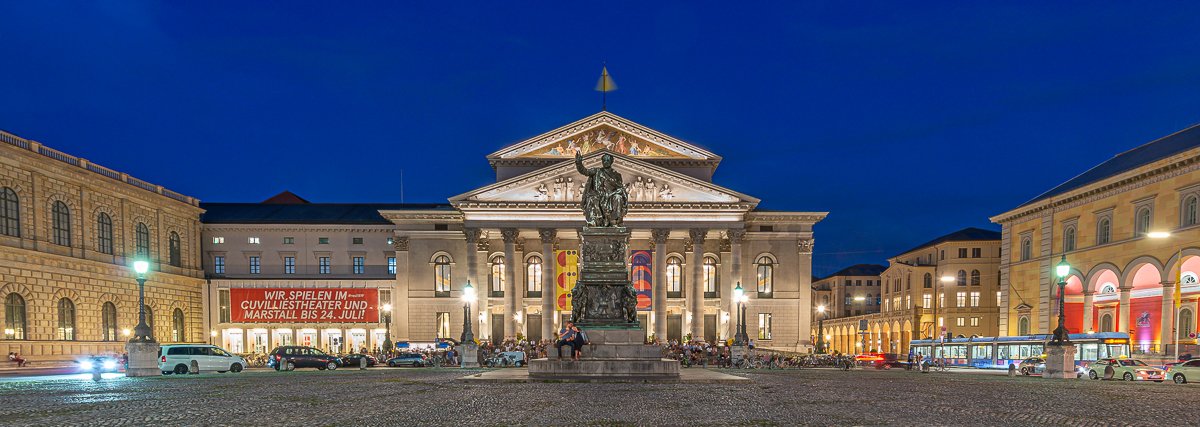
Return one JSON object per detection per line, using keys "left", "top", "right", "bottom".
{"left": 651, "top": 229, "right": 671, "bottom": 245}
{"left": 689, "top": 228, "right": 708, "bottom": 246}
{"left": 538, "top": 228, "right": 558, "bottom": 244}
{"left": 500, "top": 228, "right": 521, "bottom": 243}
{"left": 798, "top": 238, "right": 815, "bottom": 253}
{"left": 462, "top": 228, "right": 482, "bottom": 244}
{"left": 393, "top": 236, "right": 409, "bottom": 252}
{"left": 727, "top": 228, "right": 746, "bottom": 244}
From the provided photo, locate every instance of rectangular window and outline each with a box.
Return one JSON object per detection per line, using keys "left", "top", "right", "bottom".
{"left": 353, "top": 237, "right": 363, "bottom": 244}
{"left": 319, "top": 257, "right": 330, "bottom": 274}
{"left": 249, "top": 257, "right": 260, "bottom": 274}
{"left": 958, "top": 248, "right": 967, "bottom": 258}
{"left": 970, "top": 292, "right": 980, "bottom": 307}
{"left": 319, "top": 238, "right": 329, "bottom": 244}
{"left": 353, "top": 257, "right": 364, "bottom": 274}
{"left": 855, "top": 310, "right": 861, "bottom": 316}
{"left": 997, "top": 291, "right": 1002, "bottom": 307}
{"left": 845, "top": 280, "right": 851, "bottom": 287}
{"left": 855, "top": 280, "right": 862, "bottom": 287}
{"left": 956, "top": 292, "right": 966, "bottom": 307}
{"left": 379, "top": 290, "right": 391, "bottom": 312}
{"left": 844, "top": 309, "right": 851, "bottom": 317}
{"left": 905, "top": 295, "right": 911, "bottom": 309}
{"left": 284, "top": 257, "right": 295, "bottom": 274}
{"left": 284, "top": 237, "right": 294, "bottom": 244}
{"left": 758, "top": 313, "right": 771, "bottom": 340}
{"left": 970, "top": 317, "right": 980, "bottom": 327}
{"left": 436, "top": 312, "right": 451, "bottom": 339}
{"left": 219, "top": 290, "right": 230, "bottom": 323}
{"left": 388, "top": 257, "right": 396, "bottom": 275}
{"left": 387, "top": 237, "right": 394, "bottom": 245}
{"left": 972, "top": 248, "right": 981, "bottom": 258}
{"left": 956, "top": 317, "right": 965, "bottom": 327}
{"left": 213, "top": 256, "right": 226, "bottom": 274}
{"left": 940, "top": 250, "right": 945, "bottom": 260}
{"left": 923, "top": 294, "right": 931, "bottom": 308}
{"left": 866, "top": 280, "right": 873, "bottom": 287}
{"left": 213, "top": 237, "right": 224, "bottom": 244}
{"left": 248, "top": 237, "right": 260, "bottom": 244}
{"left": 938, "top": 317, "right": 944, "bottom": 327}
{"left": 939, "top": 293, "right": 944, "bottom": 308}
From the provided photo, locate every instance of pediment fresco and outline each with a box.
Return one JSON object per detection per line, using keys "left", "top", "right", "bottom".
{"left": 454, "top": 152, "right": 753, "bottom": 205}
{"left": 519, "top": 125, "right": 689, "bottom": 159}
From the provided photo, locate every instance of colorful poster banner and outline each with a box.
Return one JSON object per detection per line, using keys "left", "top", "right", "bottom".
{"left": 556, "top": 250, "right": 578, "bottom": 311}
{"left": 631, "top": 250, "right": 652, "bottom": 311}
{"left": 230, "top": 288, "right": 379, "bottom": 323}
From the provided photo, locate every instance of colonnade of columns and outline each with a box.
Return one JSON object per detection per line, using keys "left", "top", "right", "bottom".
{"left": 820, "top": 326, "right": 911, "bottom": 355}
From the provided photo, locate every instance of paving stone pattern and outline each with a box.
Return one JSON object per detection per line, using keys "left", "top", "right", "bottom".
{"left": 0, "top": 368, "right": 1195, "bottom": 426}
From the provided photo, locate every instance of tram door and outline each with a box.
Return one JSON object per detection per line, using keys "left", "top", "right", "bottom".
{"left": 704, "top": 314, "right": 717, "bottom": 343}
{"left": 491, "top": 314, "right": 503, "bottom": 343}
{"left": 667, "top": 314, "right": 682, "bottom": 342}
{"left": 527, "top": 315, "right": 542, "bottom": 342}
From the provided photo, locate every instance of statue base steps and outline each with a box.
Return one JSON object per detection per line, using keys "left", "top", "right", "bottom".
{"left": 527, "top": 359, "right": 680, "bottom": 378}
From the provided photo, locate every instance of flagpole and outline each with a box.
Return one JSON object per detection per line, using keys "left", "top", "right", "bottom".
{"left": 1176, "top": 246, "right": 1183, "bottom": 362}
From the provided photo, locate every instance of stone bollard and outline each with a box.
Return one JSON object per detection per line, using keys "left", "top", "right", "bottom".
{"left": 190, "top": 360, "right": 200, "bottom": 375}
{"left": 92, "top": 368, "right": 102, "bottom": 381}
{"left": 1008, "top": 363, "right": 1016, "bottom": 377}
{"left": 360, "top": 357, "right": 367, "bottom": 370}
{"left": 922, "top": 361, "right": 930, "bottom": 373}
{"left": 703, "top": 357, "right": 708, "bottom": 369}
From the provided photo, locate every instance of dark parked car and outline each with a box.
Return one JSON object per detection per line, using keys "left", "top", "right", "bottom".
{"left": 267, "top": 346, "right": 342, "bottom": 371}
{"left": 385, "top": 353, "right": 427, "bottom": 367}
{"left": 341, "top": 354, "right": 377, "bottom": 367}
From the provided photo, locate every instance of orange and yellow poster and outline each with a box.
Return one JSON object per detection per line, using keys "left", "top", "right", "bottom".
{"left": 556, "top": 250, "right": 578, "bottom": 311}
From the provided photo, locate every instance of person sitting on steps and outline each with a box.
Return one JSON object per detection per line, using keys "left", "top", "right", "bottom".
{"left": 571, "top": 325, "right": 590, "bottom": 361}
{"left": 556, "top": 322, "right": 578, "bottom": 361}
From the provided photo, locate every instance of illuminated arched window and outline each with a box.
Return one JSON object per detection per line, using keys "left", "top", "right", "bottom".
{"left": 1098, "top": 219, "right": 1111, "bottom": 244}
{"left": 666, "top": 256, "right": 682, "bottom": 298}
{"left": 434, "top": 255, "right": 451, "bottom": 297}
{"left": 1180, "top": 309, "right": 1194, "bottom": 340}
{"left": 526, "top": 256, "right": 542, "bottom": 297}
{"left": 490, "top": 255, "right": 505, "bottom": 297}
{"left": 703, "top": 256, "right": 718, "bottom": 297}
{"left": 1020, "top": 238, "right": 1032, "bottom": 261}
{"left": 956, "top": 270, "right": 967, "bottom": 287}
{"left": 924, "top": 273, "right": 932, "bottom": 288}
{"left": 756, "top": 256, "right": 774, "bottom": 297}
{"left": 970, "top": 270, "right": 980, "bottom": 286}
{"left": 57, "top": 298, "right": 75, "bottom": 340}
{"left": 101, "top": 302, "right": 117, "bottom": 341}
{"left": 1018, "top": 317, "right": 1030, "bottom": 336}
{"left": 172, "top": 308, "right": 185, "bottom": 342}
{"left": 4, "top": 293, "right": 25, "bottom": 340}
{"left": 97, "top": 212, "right": 113, "bottom": 254}
{"left": 1136, "top": 208, "right": 1151, "bottom": 236}
{"left": 1185, "top": 197, "right": 1198, "bottom": 227}
{"left": 1064, "top": 227, "right": 1076, "bottom": 252}
{"left": 135, "top": 223, "right": 150, "bottom": 257}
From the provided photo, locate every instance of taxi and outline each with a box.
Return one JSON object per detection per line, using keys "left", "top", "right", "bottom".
{"left": 1085, "top": 358, "right": 1165, "bottom": 382}
{"left": 1167, "top": 358, "right": 1200, "bottom": 384}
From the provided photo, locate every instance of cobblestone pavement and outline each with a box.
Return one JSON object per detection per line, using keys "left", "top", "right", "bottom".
{"left": 0, "top": 367, "right": 1196, "bottom": 426}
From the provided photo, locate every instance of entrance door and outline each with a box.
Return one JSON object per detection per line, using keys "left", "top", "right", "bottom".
{"left": 528, "top": 315, "right": 542, "bottom": 342}
{"left": 638, "top": 314, "right": 648, "bottom": 342}
{"left": 667, "top": 314, "right": 682, "bottom": 342}
{"left": 491, "top": 314, "right": 503, "bottom": 344}
{"left": 704, "top": 314, "right": 717, "bottom": 343}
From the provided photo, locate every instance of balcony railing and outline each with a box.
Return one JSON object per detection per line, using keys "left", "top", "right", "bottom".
{"left": 0, "top": 129, "right": 199, "bottom": 206}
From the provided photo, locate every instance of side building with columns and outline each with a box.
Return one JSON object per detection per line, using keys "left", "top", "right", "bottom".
{"left": 991, "top": 123, "right": 1200, "bottom": 354}
{"left": 382, "top": 112, "right": 826, "bottom": 351}
{"left": 0, "top": 129, "right": 206, "bottom": 361}
{"left": 816, "top": 228, "right": 1001, "bottom": 354}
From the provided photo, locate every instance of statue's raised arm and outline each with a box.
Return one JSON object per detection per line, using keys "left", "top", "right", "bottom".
{"left": 575, "top": 151, "right": 593, "bottom": 176}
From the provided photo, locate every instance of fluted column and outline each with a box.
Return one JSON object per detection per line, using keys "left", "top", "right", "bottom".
{"left": 463, "top": 229, "right": 482, "bottom": 340}
{"left": 501, "top": 228, "right": 520, "bottom": 341}
{"left": 1082, "top": 291, "right": 1094, "bottom": 333}
{"left": 539, "top": 229, "right": 557, "bottom": 342}
{"left": 1118, "top": 286, "right": 1132, "bottom": 335}
{"left": 651, "top": 229, "right": 670, "bottom": 341}
{"left": 689, "top": 228, "right": 708, "bottom": 341}
{"left": 727, "top": 229, "right": 745, "bottom": 342}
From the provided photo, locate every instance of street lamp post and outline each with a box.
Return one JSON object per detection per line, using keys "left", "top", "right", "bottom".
{"left": 382, "top": 304, "right": 393, "bottom": 353}
{"left": 815, "top": 305, "right": 827, "bottom": 354}
{"left": 1050, "top": 255, "right": 1072, "bottom": 345}
{"left": 131, "top": 260, "right": 153, "bottom": 342}
{"left": 461, "top": 282, "right": 475, "bottom": 343}
{"left": 733, "top": 283, "right": 748, "bottom": 345}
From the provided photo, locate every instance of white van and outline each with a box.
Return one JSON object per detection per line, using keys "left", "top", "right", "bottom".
{"left": 158, "top": 344, "right": 247, "bottom": 375}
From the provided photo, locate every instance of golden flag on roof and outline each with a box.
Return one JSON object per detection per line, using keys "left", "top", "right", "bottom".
{"left": 595, "top": 66, "right": 617, "bottom": 92}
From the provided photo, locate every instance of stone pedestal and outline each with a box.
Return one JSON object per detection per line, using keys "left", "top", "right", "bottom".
{"left": 1042, "top": 343, "right": 1078, "bottom": 379}
{"left": 125, "top": 341, "right": 162, "bottom": 377}
{"left": 460, "top": 343, "right": 479, "bottom": 368}
{"left": 730, "top": 345, "right": 747, "bottom": 366}
{"left": 530, "top": 328, "right": 679, "bottom": 378}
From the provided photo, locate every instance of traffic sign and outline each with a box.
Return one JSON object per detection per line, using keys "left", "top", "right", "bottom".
{"left": 941, "top": 327, "right": 947, "bottom": 332}
{"left": 1190, "top": 332, "right": 1197, "bottom": 339}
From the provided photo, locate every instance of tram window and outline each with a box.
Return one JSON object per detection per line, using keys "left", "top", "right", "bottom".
{"left": 997, "top": 346, "right": 1009, "bottom": 359}
{"left": 1080, "top": 343, "right": 1098, "bottom": 361}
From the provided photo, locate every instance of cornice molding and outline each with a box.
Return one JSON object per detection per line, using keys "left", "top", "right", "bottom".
{"left": 203, "top": 226, "right": 394, "bottom": 233}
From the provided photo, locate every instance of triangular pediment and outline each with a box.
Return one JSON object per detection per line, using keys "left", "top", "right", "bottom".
{"left": 452, "top": 150, "right": 756, "bottom": 205}
{"left": 487, "top": 111, "right": 719, "bottom": 162}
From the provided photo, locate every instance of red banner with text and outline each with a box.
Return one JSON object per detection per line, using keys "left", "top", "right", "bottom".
{"left": 230, "top": 288, "right": 379, "bottom": 323}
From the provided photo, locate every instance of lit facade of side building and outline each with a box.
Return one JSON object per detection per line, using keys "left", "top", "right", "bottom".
{"left": 815, "top": 228, "right": 1001, "bottom": 354}
{"left": 991, "top": 124, "right": 1200, "bottom": 353}
{"left": 0, "top": 130, "right": 206, "bottom": 361}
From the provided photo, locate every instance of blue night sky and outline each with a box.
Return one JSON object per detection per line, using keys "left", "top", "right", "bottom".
{"left": 3, "top": 2, "right": 1200, "bottom": 277}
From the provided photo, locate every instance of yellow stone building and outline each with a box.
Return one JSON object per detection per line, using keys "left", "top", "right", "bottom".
{"left": 991, "top": 124, "right": 1200, "bottom": 354}
{"left": 0, "top": 130, "right": 205, "bottom": 362}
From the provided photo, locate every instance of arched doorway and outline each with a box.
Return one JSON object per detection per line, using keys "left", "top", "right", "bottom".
{"left": 1100, "top": 313, "right": 1114, "bottom": 332}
